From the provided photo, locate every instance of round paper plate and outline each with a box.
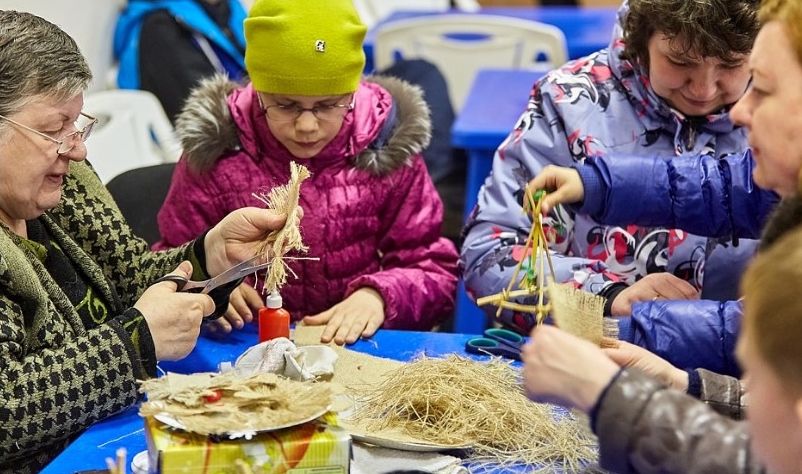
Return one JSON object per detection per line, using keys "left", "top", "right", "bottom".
{"left": 349, "top": 431, "right": 470, "bottom": 453}
{"left": 334, "top": 395, "right": 470, "bottom": 452}
{"left": 154, "top": 406, "right": 329, "bottom": 439}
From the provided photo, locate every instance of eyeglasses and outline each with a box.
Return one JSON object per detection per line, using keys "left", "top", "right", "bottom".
{"left": 0, "top": 112, "right": 98, "bottom": 154}
{"left": 259, "top": 95, "right": 354, "bottom": 122}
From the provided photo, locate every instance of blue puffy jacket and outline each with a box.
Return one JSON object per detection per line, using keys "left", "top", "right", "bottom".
{"left": 114, "top": 0, "right": 246, "bottom": 90}
{"left": 577, "top": 149, "right": 779, "bottom": 376}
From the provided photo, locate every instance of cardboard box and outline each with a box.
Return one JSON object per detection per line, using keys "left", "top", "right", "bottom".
{"left": 144, "top": 413, "right": 351, "bottom": 474}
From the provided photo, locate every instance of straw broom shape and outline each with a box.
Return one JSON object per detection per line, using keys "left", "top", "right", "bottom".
{"left": 252, "top": 161, "right": 311, "bottom": 292}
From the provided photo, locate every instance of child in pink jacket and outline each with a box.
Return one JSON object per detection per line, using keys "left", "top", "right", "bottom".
{"left": 154, "top": 0, "right": 458, "bottom": 344}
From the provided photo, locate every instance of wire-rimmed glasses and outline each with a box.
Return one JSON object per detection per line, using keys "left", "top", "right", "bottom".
{"left": 258, "top": 95, "right": 354, "bottom": 122}
{"left": 0, "top": 112, "right": 98, "bottom": 154}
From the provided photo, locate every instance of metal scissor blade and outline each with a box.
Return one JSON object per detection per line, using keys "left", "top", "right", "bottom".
{"left": 200, "top": 255, "right": 271, "bottom": 294}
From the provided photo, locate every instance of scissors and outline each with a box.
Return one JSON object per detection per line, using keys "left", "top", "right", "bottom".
{"left": 465, "top": 328, "right": 526, "bottom": 361}
{"left": 153, "top": 255, "right": 270, "bottom": 294}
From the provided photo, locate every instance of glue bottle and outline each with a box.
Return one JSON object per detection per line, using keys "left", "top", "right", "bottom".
{"left": 258, "top": 289, "right": 290, "bottom": 343}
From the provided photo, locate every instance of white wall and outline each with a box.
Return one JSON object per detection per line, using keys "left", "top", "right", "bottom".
{"left": 0, "top": 0, "right": 125, "bottom": 91}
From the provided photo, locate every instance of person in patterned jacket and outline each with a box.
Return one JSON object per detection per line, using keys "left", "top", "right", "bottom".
{"left": 153, "top": 0, "right": 458, "bottom": 345}
{"left": 0, "top": 11, "right": 293, "bottom": 473}
{"left": 461, "top": 0, "right": 760, "bottom": 335}
{"left": 523, "top": 1, "right": 802, "bottom": 472}
{"left": 526, "top": 149, "right": 778, "bottom": 377}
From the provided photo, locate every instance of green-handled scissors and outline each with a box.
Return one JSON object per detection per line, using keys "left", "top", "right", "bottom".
{"left": 465, "top": 328, "right": 526, "bottom": 361}
{"left": 153, "top": 255, "right": 270, "bottom": 294}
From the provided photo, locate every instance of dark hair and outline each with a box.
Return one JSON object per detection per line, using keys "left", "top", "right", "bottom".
{"left": 620, "top": 0, "right": 760, "bottom": 68}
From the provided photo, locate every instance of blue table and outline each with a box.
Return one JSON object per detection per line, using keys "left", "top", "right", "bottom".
{"left": 40, "top": 328, "right": 511, "bottom": 473}
{"left": 451, "top": 68, "right": 545, "bottom": 334}
{"left": 364, "top": 6, "right": 617, "bottom": 73}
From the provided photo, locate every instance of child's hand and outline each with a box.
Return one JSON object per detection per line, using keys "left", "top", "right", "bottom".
{"left": 205, "top": 284, "right": 264, "bottom": 333}
{"left": 526, "top": 165, "right": 584, "bottom": 215}
{"left": 302, "top": 288, "right": 385, "bottom": 345}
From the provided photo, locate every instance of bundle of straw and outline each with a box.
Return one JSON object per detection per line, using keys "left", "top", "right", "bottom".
{"left": 252, "top": 161, "right": 310, "bottom": 292}
{"left": 349, "top": 355, "right": 598, "bottom": 471}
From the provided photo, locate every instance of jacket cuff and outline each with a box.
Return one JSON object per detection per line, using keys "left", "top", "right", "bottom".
{"left": 686, "top": 369, "right": 702, "bottom": 398}
{"left": 190, "top": 228, "right": 212, "bottom": 280}
{"left": 589, "top": 367, "right": 625, "bottom": 433}
{"left": 574, "top": 162, "right": 607, "bottom": 217}
{"left": 599, "top": 282, "right": 628, "bottom": 315}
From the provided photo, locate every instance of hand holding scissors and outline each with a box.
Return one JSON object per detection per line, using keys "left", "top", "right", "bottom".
{"left": 465, "top": 328, "right": 526, "bottom": 361}
{"left": 153, "top": 255, "right": 270, "bottom": 294}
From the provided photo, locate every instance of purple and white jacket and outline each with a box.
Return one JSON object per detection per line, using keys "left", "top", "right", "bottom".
{"left": 460, "top": 2, "right": 756, "bottom": 337}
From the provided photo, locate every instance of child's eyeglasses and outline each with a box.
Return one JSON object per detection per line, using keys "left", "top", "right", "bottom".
{"left": 259, "top": 95, "right": 354, "bottom": 123}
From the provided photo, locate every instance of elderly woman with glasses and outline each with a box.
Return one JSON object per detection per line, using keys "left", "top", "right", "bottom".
{"left": 0, "top": 10, "right": 293, "bottom": 472}
{"left": 153, "top": 0, "right": 459, "bottom": 345}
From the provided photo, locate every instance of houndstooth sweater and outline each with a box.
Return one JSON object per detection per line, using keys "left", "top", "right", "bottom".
{"left": 0, "top": 161, "right": 195, "bottom": 473}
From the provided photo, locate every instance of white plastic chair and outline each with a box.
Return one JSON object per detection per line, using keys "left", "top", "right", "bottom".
{"left": 83, "top": 90, "right": 182, "bottom": 183}
{"left": 352, "top": 0, "right": 480, "bottom": 28}
{"left": 373, "top": 15, "right": 567, "bottom": 111}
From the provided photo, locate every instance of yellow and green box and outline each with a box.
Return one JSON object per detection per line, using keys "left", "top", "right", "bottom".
{"left": 144, "top": 413, "right": 351, "bottom": 474}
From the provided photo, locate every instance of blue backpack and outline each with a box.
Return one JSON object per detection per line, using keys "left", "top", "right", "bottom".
{"left": 114, "top": 0, "right": 246, "bottom": 120}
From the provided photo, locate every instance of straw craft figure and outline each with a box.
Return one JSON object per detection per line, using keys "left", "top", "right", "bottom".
{"left": 475, "top": 189, "right": 616, "bottom": 346}
{"left": 475, "top": 189, "right": 555, "bottom": 324}
{"left": 252, "top": 161, "right": 311, "bottom": 293}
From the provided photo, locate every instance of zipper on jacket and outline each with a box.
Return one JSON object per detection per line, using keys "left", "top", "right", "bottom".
{"left": 682, "top": 121, "right": 697, "bottom": 151}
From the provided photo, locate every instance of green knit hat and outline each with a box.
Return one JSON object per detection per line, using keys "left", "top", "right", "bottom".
{"left": 244, "top": 0, "right": 367, "bottom": 95}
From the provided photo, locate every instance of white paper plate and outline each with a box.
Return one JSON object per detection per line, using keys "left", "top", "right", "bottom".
{"left": 349, "top": 431, "right": 470, "bottom": 452}
{"left": 154, "top": 406, "right": 329, "bottom": 439}
{"left": 334, "top": 395, "right": 470, "bottom": 452}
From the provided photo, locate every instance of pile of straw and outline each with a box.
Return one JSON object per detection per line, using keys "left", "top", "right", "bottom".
{"left": 350, "top": 355, "right": 599, "bottom": 471}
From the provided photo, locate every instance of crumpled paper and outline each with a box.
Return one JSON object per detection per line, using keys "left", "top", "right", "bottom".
{"left": 351, "top": 443, "right": 468, "bottom": 474}
{"left": 234, "top": 337, "right": 338, "bottom": 381}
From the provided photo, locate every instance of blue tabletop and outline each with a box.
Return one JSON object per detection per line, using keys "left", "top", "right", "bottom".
{"left": 41, "top": 327, "right": 503, "bottom": 473}
{"left": 364, "top": 6, "right": 618, "bottom": 72}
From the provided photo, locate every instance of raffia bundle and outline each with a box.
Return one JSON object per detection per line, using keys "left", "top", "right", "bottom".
{"left": 139, "top": 371, "right": 332, "bottom": 436}
{"left": 252, "top": 161, "right": 311, "bottom": 292}
{"left": 349, "top": 355, "right": 599, "bottom": 471}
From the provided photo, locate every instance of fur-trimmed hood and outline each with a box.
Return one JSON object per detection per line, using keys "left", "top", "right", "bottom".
{"left": 174, "top": 73, "right": 432, "bottom": 175}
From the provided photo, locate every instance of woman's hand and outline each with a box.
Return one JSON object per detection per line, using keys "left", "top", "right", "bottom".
{"left": 302, "top": 288, "right": 386, "bottom": 345}
{"left": 610, "top": 273, "right": 700, "bottom": 316}
{"left": 526, "top": 165, "right": 585, "bottom": 215}
{"left": 135, "top": 261, "right": 215, "bottom": 361}
{"left": 522, "top": 325, "right": 621, "bottom": 414}
{"left": 205, "top": 284, "right": 264, "bottom": 333}
{"left": 604, "top": 340, "right": 689, "bottom": 391}
{"left": 203, "top": 207, "right": 292, "bottom": 276}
